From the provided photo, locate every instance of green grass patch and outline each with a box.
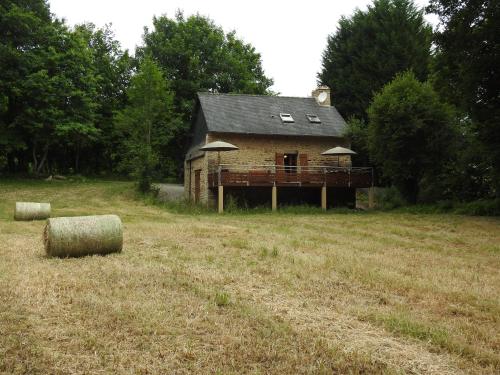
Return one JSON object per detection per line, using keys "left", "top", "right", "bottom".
{"left": 214, "top": 291, "right": 231, "bottom": 307}
{"left": 365, "top": 312, "right": 450, "bottom": 345}
{"left": 362, "top": 311, "right": 500, "bottom": 368}
{"left": 143, "top": 194, "right": 215, "bottom": 215}
{"left": 225, "top": 238, "right": 250, "bottom": 250}
{"left": 259, "top": 246, "right": 279, "bottom": 258}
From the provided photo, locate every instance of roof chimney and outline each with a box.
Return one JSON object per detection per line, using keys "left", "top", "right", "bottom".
{"left": 312, "top": 86, "right": 331, "bottom": 106}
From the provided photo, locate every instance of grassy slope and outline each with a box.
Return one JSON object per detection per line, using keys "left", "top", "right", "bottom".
{"left": 0, "top": 180, "right": 499, "bottom": 374}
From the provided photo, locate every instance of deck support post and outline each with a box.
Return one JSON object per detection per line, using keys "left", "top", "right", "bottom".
{"left": 321, "top": 185, "right": 327, "bottom": 211}
{"left": 368, "top": 186, "right": 374, "bottom": 209}
{"left": 272, "top": 184, "right": 277, "bottom": 211}
{"left": 218, "top": 185, "right": 224, "bottom": 213}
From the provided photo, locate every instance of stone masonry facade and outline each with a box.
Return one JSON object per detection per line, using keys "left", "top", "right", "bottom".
{"left": 185, "top": 132, "right": 351, "bottom": 206}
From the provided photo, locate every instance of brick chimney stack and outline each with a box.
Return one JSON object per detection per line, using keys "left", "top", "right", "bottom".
{"left": 312, "top": 86, "right": 331, "bottom": 106}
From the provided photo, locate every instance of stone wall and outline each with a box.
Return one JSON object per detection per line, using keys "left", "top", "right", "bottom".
{"left": 185, "top": 132, "right": 351, "bottom": 205}
{"left": 206, "top": 132, "right": 351, "bottom": 169}
{"left": 184, "top": 154, "right": 208, "bottom": 203}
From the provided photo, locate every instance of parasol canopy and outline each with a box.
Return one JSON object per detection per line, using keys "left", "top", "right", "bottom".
{"left": 200, "top": 141, "right": 239, "bottom": 166}
{"left": 200, "top": 141, "right": 239, "bottom": 152}
{"left": 321, "top": 146, "right": 357, "bottom": 156}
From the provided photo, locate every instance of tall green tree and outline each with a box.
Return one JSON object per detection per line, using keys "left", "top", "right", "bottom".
{"left": 140, "top": 12, "right": 273, "bottom": 120}
{"left": 0, "top": 0, "right": 53, "bottom": 172}
{"left": 427, "top": 0, "right": 500, "bottom": 196}
{"left": 138, "top": 12, "right": 273, "bottom": 177}
{"left": 117, "top": 56, "right": 180, "bottom": 191}
{"left": 75, "top": 23, "right": 132, "bottom": 173}
{"left": 16, "top": 22, "right": 98, "bottom": 174}
{"left": 318, "top": 0, "right": 432, "bottom": 121}
{"left": 1, "top": 1, "right": 101, "bottom": 174}
{"left": 367, "top": 72, "right": 455, "bottom": 203}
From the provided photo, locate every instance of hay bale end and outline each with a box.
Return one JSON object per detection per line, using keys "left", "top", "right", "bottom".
{"left": 15, "top": 202, "right": 51, "bottom": 221}
{"left": 44, "top": 215, "right": 123, "bottom": 257}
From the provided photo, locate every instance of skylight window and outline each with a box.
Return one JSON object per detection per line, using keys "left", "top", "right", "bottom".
{"left": 279, "top": 113, "right": 294, "bottom": 123}
{"left": 306, "top": 114, "right": 321, "bottom": 123}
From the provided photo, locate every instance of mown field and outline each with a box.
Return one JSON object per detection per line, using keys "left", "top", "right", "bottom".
{"left": 0, "top": 180, "right": 499, "bottom": 374}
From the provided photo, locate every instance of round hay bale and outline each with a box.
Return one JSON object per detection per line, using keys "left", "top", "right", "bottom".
{"left": 44, "top": 215, "right": 123, "bottom": 257}
{"left": 15, "top": 202, "right": 51, "bottom": 221}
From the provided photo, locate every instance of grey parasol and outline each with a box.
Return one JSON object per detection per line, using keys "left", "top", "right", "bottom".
{"left": 321, "top": 146, "right": 357, "bottom": 156}
{"left": 200, "top": 141, "right": 239, "bottom": 165}
{"left": 321, "top": 146, "right": 356, "bottom": 167}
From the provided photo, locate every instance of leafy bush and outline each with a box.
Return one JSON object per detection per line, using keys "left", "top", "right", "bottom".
{"left": 386, "top": 198, "right": 500, "bottom": 216}
{"left": 454, "top": 199, "right": 500, "bottom": 216}
{"left": 224, "top": 195, "right": 243, "bottom": 212}
{"left": 367, "top": 71, "right": 455, "bottom": 203}
{"left": 0, "top": 153, "right": 8, "bottom": 173}
{"left": 374, "top": 186, "right": 407, "bottom": 209}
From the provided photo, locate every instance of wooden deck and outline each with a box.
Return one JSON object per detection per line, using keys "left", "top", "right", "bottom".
{"left": 208, "top": 165, "right": 373, "bottom": 188}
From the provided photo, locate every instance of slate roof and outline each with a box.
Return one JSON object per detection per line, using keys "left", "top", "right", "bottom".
{"left": 197, "top": 92, "right": 347, "bottom": 138}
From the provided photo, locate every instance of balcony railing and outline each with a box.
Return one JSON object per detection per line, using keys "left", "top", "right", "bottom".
{"left": 208, "top": 164, "right": 373, "bottom": 188}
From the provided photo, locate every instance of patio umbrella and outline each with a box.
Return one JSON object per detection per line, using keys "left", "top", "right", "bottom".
{"left": 321, "top": 146, "right": 357, "bottom": 156}
{"left": 321, "top": 146, "right": 356, "bottom": 167}
{"left": 200, "top": 140, "right": 239, "bottom": 165}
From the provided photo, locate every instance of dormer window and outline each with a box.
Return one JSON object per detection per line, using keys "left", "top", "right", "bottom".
{"left": 306, "top": 114, "right": 321, "bottom": 123}
{"left": 279, "top": 113, "right": 294, "bottom": 123}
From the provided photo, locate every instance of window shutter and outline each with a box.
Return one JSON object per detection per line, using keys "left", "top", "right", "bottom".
{"left": 299, "top": 154, "right": 308, "bottom": 167}
{"left": 299, "top": 154, "right": 309, "bottom": 179}
{"left": 275, "top": 153, "right": 284, "bottom": 180}
{"left": 275, "top": 153, "right": 284, "bottom": 166}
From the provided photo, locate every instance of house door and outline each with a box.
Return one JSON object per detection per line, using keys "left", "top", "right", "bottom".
{"left": 194, "top": 169, "right": 201, "bottom": 203}
{"left": 284, "top": 153, "right": 298, "bottom": 173}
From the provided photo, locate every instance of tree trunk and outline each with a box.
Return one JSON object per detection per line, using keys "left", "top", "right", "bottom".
{"left": 75, "top": 141, "right": 80, "bottom": 172}
{"left": 147, "top": 120, "right": 152, "bottom": 147}
{"left": 32, "top": 144, "right": 38, "bottom": 173}
{"left": 35, "top": 143, "right": 49, "bottom": 175}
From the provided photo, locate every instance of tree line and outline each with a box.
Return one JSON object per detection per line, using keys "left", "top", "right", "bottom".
{"left": 319, "top": 0, "right": 499, "bottom": 203}
{"left": 1, "top": 0, "right": 498, "bottom": 203}
{"left": 0, "top": 0, "right": 272, "bottom": 186}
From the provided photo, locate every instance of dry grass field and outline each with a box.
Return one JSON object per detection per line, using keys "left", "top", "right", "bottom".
{"left": 0, "top": 180, "right": 499, "bottom": 374}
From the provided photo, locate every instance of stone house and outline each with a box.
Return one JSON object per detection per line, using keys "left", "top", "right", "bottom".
{"left": 184, "top": 86, "right": 373, "bottom": 211}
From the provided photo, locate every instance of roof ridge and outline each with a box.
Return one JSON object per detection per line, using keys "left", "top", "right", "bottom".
{"left": 197, "top": 92, "right": 315, "bottom": 100}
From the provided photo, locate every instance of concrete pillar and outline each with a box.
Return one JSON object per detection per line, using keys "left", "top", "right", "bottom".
{"left": 272, "top": 185, "right": 277, "bottom": 211}
{"left": 321, "top": 185, "right": 327, "bottom": 210}
{"left": 218, "top": 185, "right": 224, "bottom": 213}
{"left": 368, "top": 186, "right": 375, "bottom": 209}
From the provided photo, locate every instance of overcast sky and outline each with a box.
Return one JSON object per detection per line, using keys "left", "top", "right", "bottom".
{"left": 48, "top": 0, "right": 437, "bottom": 97}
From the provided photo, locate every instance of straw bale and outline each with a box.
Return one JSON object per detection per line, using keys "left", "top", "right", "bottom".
{"left": 44, "top": 215, "right": 123, "bottom": 257}
{"left": 15, "top": 202, "right": 51, "bottom": 221}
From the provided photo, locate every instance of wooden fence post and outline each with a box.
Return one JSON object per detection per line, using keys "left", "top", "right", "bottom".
{"left": 218, "top": 185, "right": 224, "bottom": 213}
{"left": 321, "top": 185, "right": 327, "bottom": 211}
{"left": 272, "top": 184, "right": 277, "bottom": 211}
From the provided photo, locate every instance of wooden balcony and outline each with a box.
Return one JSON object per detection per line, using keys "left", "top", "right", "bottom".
{"left": 208, "top": 164, "right": 373, "bottom": 189}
